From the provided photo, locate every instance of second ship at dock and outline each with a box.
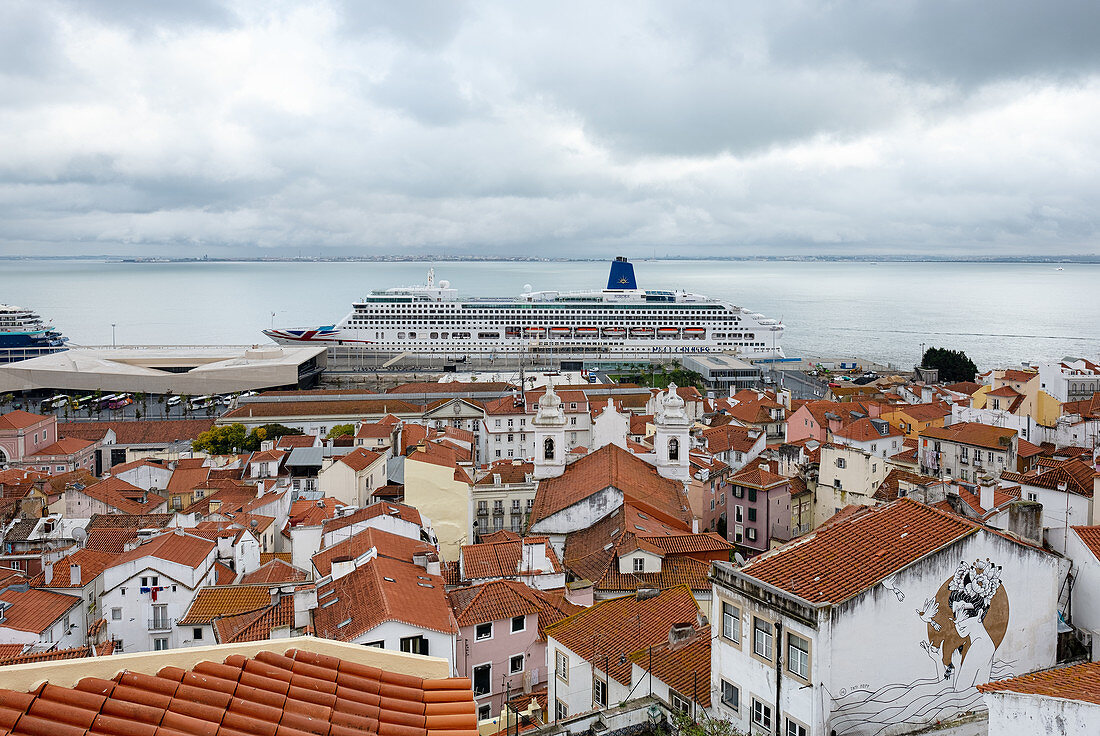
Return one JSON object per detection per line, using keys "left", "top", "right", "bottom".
{"left": 264, "top": 257, "right": 784, "bottom": 365}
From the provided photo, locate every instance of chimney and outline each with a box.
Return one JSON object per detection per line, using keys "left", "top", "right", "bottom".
{"left": 330, "top": 557, "right": 355, "bottom": 581}
{"left": 979, "top": 475, "right": 996, "bottom": 512}
{"left": 43, "top": 560, "right": 53, "bottom": 586}
{"left": 1007, "top": 500, "right": 1043, "bottom": 546}
{"left": 70, "top": 563, "right": 81, "bottom": 587}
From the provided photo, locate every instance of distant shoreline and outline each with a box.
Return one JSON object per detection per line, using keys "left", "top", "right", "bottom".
{"left": 2, "top": 255, "right": 1099, "bottom": 264}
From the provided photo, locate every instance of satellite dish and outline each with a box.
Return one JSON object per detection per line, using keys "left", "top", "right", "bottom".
{"left": 523, "top": 284, "right": 533, "bottom": 292}
{"left": 72, "top": 527, "right": 88, "bottom": 546}
{"left": 438, "top": 280, "right": 450, "bottom": 289}
{"left": 734, "top": 552, "right": 747, "bottom": 566}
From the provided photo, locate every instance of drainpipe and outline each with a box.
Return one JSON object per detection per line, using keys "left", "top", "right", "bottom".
{"left": 774, "top": 620, "right": 783, "bottom": 736}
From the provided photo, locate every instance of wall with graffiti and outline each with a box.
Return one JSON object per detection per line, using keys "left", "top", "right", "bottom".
{"left": 825, "top": 532, "right": 1061, "bottom": 736}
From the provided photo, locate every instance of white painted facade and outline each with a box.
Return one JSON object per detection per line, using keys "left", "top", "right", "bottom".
{"left": 545, "top": 636, "right": 631, "bottom": 720}
{"left": 590, "top": 399, "right": 630, "bottom": 451}
{"left": 349, "top": 619, "right": 456, "bottom": 672}
{"left": 1037, "top": 359, "right": 1100, "bottom": 403}
{"left": 112, "top": 463, "right": 173, "bottom": 492}
{"left": 101, "top": 540, "right": 219, "bottom": 653}
{"left": 711, "top": 528, "right": 1065, "bottom": 736}
{"left": 0, "top": 594, "right": 83, "bottom": 648}
{"left": 983, "top": 690, "right": 1100, "bottom": 736}
{"left": 1065, "top": 529, "right": 1100, "bottom": 658}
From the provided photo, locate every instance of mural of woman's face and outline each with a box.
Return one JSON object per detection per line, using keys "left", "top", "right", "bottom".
{"left": 952, "top": 602, "right": 982, "bottom": 638}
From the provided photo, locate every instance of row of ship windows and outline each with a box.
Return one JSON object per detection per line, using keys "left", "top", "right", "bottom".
{"left": 373, "top": 331, "right": 757, "bottom": 339}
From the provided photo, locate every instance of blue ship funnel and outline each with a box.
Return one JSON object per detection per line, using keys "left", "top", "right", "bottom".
{"left": 606, "top": 257, "right": 637, "bottom": 290}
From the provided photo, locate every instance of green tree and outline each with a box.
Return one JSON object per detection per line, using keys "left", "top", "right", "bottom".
{"left": 669, "top": 710, "right": 745, "bottom": 736}
{"left": 921, "top": 347, "right": 978, "bottom": 383}
{"left": 325, "top": 424, "right": 355, "bottom": 440}
{"left": 193, "top": 423, "right": 249, "bottom": 454}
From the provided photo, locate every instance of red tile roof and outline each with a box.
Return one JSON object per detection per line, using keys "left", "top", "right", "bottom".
{"left": 1071, "top": 526, "right": 1100, "bottom": 562}
{"left": 628, "top": 625, "right": 712, "bottom": 706}
{"left": 977, "top": 660, "right": 1100, "bottom": 705}
{"left": 248, "top": 449, "right": 287, "bottom": 463}
{"left": 335, "top": 447, "right": 383, "bottom": 472}
{"left": 0, "top": 642, "right": 114, "bottom": 667}
{"left": 873, "top": 469, "right": 945, "bottom": 502}
{"left": 0, "top": 410, "right": 50, "bottom": 431}
{"left": 700, "top": 424, "right": 764, "bottom": 454}
{"left": 459, "top": 537, "right": 561, "bottom": 580}
{"left": 30, "top": 549, "right": 115, "bottom": 589}
{"left": 237, "top": 559, "right": 309, "bottom": 585}
{"left": 598, "top": 555, "right": 713, "bottom": 594}
{"left": 322, "top": 501, "right": 423, "bottom": 535}
{"left": 213, "top": 595, "right": 296, "bottom": 643}
{"left": 642, "top": 532, "right": 734, "bottom": 555}
{"left": 545, "top": 586, "right": 700, "bottom": 686}
{"left": 179, "top": 585, "right": 274, "bottom": 624}
{"left": 529, "top": 444, "right": 692, "bottom": 529}
{"left": 475, "top": 460, "right": 534, "bottom": 486}
{"left": 895, "top": 402, "right": 953, "bottom": 422}
{"left": 275, "top": 433, "right": 317, "bottom": 448}
{"left": 447, "top": 579, "right": 580, "bottom": 631}
{"left": 1001, "top": 369, "right": 1038, "bottom": 383}
{"left": 834, "top": 417, "right": 902, "bottom": 443}
{"left": 728, "top": 464, "right": 788, "bottom": 489}
{"left": 0, "top": 588, "right": 80, "bottom": 633}
{"left": 58, "top": 419, "right": 214, "bottom": 445}
{"left": 31, "top": 437, "right": 94, "bottom": 457}
{"left": 741, "top": 498, "right": 979, "bottom": 604}
{"left": 921, "top": 422, "right": 1017, "bottom": 450}
{"left": 75, "top": 476, "right": 166, "bottom": 514}
{"left": 313, "top": 527, "right": 435, "bottom": 577}
{"left": 943, "top": 381, "right": 983, "bottom": 395}
{"left": 313, "top": 556, "right": 456, "bottom": 639}
{"left": 222, "top": 398, "right": 421, "bottom": 420}
{"left": 110, "top": 529, "right": 216, "bottom": 570}
{"left": 166, "top": 463, "right": 212, "bottom": 495}
{"left": 0, "top": 646, "right": 477, "bottom": 736}
{"left": 1002, "top": 458, "right": 1098, "bottom": 497}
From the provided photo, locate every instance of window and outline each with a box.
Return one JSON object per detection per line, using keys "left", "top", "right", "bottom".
{"left": 753, "top": 617, "right": 773, "bottom": 660}
{"left": 733, "top": 486, "right": 743, "bottom": 498}
{"left": 555, "top": 700, "right": 568, "bottom": 721}
{"left": 475, "top": 622, "right": 493, "bottom": 640}
{"left": 747, "top": 528, "right": 757, "bottom": 541}
{"left": 752, "top": 700, "right": 772, "bottom": 730}
{"left": 193, "top": 627, "right": 203, "bottom": 641}
{"left": 593, "top": 677, "right": 607, "bottom": 707}
{"left": 787, "top": 632, "right": 810, "bottom": 679}
{"left": 510, "top": 654, "right": 524, "bottom": 674}
{"left": 151, "top": 604, "right": 169, "bottom": 630}
{"left": 669, "top": 691, "right": 691, "bottom": 714}
{"left": 668, "top": 438, "right": 679, "bottom": 461}
{"left": 511, "top": 614, "right": 526, "bottom": 633}
{"left": 153, "top": 638, "right": 169, "bottom": 651}
{"left": 721, "top": 602, "right": 740, "bottom": 642}
{"left": 478, "top": 704, "right": 491, "bottom": 721}
{"left": 747, "top": 507, "right": 757, "bottom": 522}
{"left": 748, "top": 488, "right": 757, "bottom": 503}
{"left": 735, "top": 506, "right": 743, "bottom": 523}
{"left": 836, "top": 457, "right": 846, "bottom": 468}
{"left": 140, "top": 577, "right": 148, "bottom": 586}
{"left": 364, "top": 640, "right": 384, "bottom": 648}
{"left": 400, "top": 635, "right": 428, "bottom": 655}
{"left": 473, "top": 664, "right": 491, "bottom": 696}
{"left": 556, "top": 650, "right": 569, "bottom": 681}
{"left": 721, "top": 681, "right": 740, "bottom": 712}
{"left": 785, "top": 718, "right": 807, "bottom": 736}
{"left": 633, "top": 557, "right": 645, "bottom": 573}
{"left": 111, "top": 607, "right": 122, "bottom": 620}
{"left": 544, "top": 438, "right": 555, "bottom": 461}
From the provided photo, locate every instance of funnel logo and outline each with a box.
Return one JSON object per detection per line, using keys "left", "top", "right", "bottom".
{"left": 618, "top": 277, "right": 629, "bottom": 284}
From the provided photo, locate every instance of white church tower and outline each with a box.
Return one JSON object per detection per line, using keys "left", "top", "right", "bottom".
{"left": 654, "top": 383, "right": 691, "bottom": 481}
{"left": 532, "top": 382, "right": 567, "bottom": 480}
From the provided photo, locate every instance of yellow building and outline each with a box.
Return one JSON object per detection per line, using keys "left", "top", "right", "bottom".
{"left": 973, "top": 369, "right": 1062, "bottom": 426}
{"left": 402, "top": 441, "right": 475, "bottom": 560}
{"left": 880, "top": 401, "right": 952, "bottom": 438}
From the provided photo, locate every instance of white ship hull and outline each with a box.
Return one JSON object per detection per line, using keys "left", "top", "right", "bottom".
{"left": 265, "top": 258, "right": 784, "bottom": 362}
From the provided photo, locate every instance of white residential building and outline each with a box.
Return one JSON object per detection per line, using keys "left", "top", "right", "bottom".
{"left": 101, "top": 529, "right": 219, "bottom": 653}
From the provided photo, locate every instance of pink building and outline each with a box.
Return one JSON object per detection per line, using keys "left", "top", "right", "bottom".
{"left": 0, "top": 410, "right": 96, "bottom": 473}
{"left": 726, "top": 463, "right": 792, "bottom": 554}
{"left": 449, "top": 580, "right": 580, "bottom": 722}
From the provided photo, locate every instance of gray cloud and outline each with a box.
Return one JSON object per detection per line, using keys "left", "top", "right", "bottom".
{"left": 0, "top": 0, "right": 1098, "bottom": 257}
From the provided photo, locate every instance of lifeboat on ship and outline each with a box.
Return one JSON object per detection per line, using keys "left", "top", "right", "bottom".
{"left": 602, "top": 327, "right": 626, "bottom": 338}
{"left": 525, "top": 327, "right": 546, "bottom": 336}
{"left": 683, "top": 327, "right": 706, "bottom": 338}
{"left": 630, "top": 327, "right": 655, "bottom": 338}
{"left": 576, "top": 327, "right": 598, "bottom": 337}
{"left": 550, "top": 327, "right": 571, "bottom": 336}
{"left": 657, "top": 327, "right": 679, "bottom": 336}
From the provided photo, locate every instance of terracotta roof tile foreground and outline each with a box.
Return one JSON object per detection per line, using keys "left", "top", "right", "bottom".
{"left": 978, "top": 660, "right": 1100, "bottom": 706}
{"left": 741, "top": 498, "right": 978, "bottom": 604}
{"left": 628, "top": 626, "right": 711, "bottom": 707}
{"left": 1071, "top": 526, "right": 1100, "bottom": 562}
{"left": 178, "top": 585, "right": 274, "bottom": 625}
{"left": 0, "top": 646, "right": 477, "bottom": 736}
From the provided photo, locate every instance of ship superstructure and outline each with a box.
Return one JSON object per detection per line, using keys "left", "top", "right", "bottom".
{"left": 264, "top": 258, "right": 783, "bottom": 363}
{"left": 0, "top": 305, "right": 69, "bottom": 364}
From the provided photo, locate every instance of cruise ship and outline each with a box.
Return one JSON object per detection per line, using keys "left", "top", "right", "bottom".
{"left": 264, "top": 258, "right": 784, "bottom": 363}
{"left": 0, "top": 305, "right": 69, "bottom": 364}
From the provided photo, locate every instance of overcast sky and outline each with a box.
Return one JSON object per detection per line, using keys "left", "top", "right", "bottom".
{"left": 2, "top": 0, "right": 1099, "bottom": 258}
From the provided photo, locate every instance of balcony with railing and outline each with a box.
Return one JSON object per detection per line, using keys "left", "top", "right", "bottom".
{"left": 148, "top": 617, "right": 174, "bottom": 632}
